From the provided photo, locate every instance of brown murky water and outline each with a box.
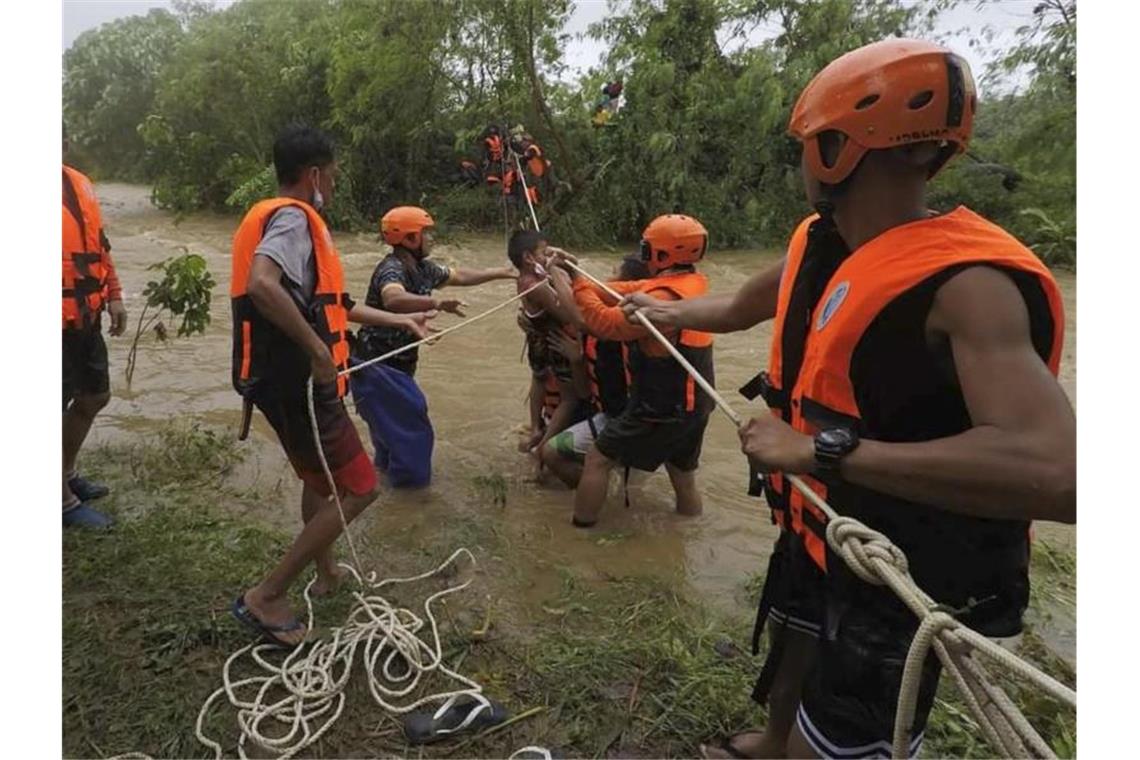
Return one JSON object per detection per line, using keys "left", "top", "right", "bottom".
{"left": 91, "top": 183, "right": 1076, "bottom": 651}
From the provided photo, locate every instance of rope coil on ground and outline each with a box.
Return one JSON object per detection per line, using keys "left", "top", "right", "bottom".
{"left": 195, "top": 287, "right": 555, "bottom": 759}
{"left": 566, "top": 257, "right": 1075, "bottom": 759}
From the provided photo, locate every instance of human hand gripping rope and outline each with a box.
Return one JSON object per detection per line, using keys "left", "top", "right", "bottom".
{"left": 562, "top": 257, "right": 1076, "bottom": 760}
{"left": 191, "top": 280, "right": 554, "bottom": 760}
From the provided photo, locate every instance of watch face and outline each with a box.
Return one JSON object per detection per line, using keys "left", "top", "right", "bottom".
{"left": 819, "top": 428, "right": 850, "bottom": 448}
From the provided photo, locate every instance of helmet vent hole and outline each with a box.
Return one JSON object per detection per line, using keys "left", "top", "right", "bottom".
{"left": 854, "top": 94, "right": 880, "bottom": 110}
{"left": 908, "top": 90, "right": 934, "bottom": 110}
{"left": 818, "top": 130, "right": 847, "bottom": 169}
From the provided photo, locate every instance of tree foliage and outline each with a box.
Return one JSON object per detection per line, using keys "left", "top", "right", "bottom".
{"left": 62, "top": 0, "right": 1076, "bottom": 262}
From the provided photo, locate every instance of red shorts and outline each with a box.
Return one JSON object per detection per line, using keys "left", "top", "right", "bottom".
{"left": 252, "top": 380, "right": 376, "bottom": 498}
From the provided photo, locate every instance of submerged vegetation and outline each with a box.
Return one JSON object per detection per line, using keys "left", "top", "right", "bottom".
{"left": 63, "top": 0, "right": 1075, "bottom": 264}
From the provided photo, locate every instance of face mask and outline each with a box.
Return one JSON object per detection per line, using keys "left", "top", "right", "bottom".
{"left": 310, "top": 170, "right": 324, "bottom": 211}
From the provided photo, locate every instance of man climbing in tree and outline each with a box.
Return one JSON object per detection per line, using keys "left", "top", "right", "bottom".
{"left": 622, "top": 39, "right": 1075, "bottom": 759}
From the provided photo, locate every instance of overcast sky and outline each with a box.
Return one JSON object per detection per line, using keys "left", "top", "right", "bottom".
{"left": 64, "top": 0, "right": 1037, "bottom": 95}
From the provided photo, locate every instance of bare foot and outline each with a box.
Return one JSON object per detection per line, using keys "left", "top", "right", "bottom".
{"left": 699, "top": 730, "right": 769, "bottom": 759}
{"left": 518, "top": 429, "right": 543, "bottom": 453}
{"left": 311, "top": 567, "right": 345, "bottom": 598}
{"left": 242, "top": 587, "right": 307, "bottom": 646}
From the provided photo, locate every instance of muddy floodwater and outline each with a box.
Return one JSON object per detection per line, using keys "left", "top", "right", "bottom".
{"left": 90, "top": 183, "right": 1076, "bottom": 658}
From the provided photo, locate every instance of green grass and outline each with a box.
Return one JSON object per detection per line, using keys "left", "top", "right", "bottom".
{"left": 63, "top": 422, "right": 1076, "bottom": 759}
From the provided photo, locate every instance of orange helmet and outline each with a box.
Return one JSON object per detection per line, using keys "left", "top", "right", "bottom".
{"left": 640, "top": 214, "right": 708, "bottom": 275}
{"left": 380, "top": 206, "right": 435, "bottom": 250}
{"left": 789, "top": 38, "right": 977, "bottom": 185}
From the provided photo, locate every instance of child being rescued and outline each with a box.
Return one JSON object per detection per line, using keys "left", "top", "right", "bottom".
{"left": 553, "top": 215, "right": 715, "bottom": 527}
{"left": 509, "top": 229, "right": 588, "bottom": 457}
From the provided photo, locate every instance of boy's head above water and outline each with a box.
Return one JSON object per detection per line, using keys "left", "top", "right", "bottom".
{"left": 508, "top": 229, "right": 549, "bottom": 271}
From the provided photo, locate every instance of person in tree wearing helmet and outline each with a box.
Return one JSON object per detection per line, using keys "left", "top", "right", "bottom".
{"left": 622, "top": 40, "right": 1075, "bottom": 759}
{"left": 228, "top": 125, "right": 436, "bottom": 646}
{"left": 552, "top": 214, "right": 715, "bottom": 527}
{"left": 350, "top": 206, "right": 517, "bottom": 488}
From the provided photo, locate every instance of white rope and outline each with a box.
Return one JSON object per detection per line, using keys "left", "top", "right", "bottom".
{"left": 343, "top": 279, "right": 548, "bottom": 378}
{"left": 514, "top": 152, "right": 541, "bottom": 231}
{"left": 195, "top": 285, "right": 554, "bottom": 758}
{"left": 564, "top": 258, "right": 1076, "bottom": 759}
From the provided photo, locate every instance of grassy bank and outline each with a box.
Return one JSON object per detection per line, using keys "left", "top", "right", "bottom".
{"left": 63, "top": 424, "right": 1075, "bottom": 758}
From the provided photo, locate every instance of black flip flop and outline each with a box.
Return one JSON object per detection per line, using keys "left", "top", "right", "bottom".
{"left": 403, "top": 696, "right": 510, "bottom": 745}
{"left": 231, "top": 595, "right": 305, "bottom": 647}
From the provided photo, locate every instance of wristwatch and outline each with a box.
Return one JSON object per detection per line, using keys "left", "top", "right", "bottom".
{"left": 813, "top": 428, "right": 859, "bottom": 475}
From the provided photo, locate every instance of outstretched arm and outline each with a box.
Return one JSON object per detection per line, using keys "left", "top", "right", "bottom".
{"left": 572, "top": 276, "right": 677, "bottom": 342}
{"left": 738, "top": 266, "right": 1075, "bottom": 523}
{"left": 620, "top": 257, "right": 785, "bottom": 332}
{"left": 444, "top": 266, "right": 517, "bottom": 287}
{"left": 347, "top": 304, "right": 436, "bottom": 341}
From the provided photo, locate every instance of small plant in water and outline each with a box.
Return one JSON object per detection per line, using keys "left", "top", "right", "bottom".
{"left": 125, "top": 250, "right": 216, "bottom": 386}
{"left": 471, "top": 473, "right": 508, "bottom": 508}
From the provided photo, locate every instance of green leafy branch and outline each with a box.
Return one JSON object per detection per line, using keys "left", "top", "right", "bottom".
{"left": 125, "top": 249, "right": 216, "bottom": 387}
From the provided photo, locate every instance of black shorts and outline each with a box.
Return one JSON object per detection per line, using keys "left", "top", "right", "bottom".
{"left": 750, "top": 529, "right": 824, "bottom": 703}
{"left": 63, "top": 321, "right": 110, "bottom": 412}
{"left": 797, "top": 588, "right": 941, "bottom": 758}
{"left": 593, "top": 410, "right": 709, "bottom": 472}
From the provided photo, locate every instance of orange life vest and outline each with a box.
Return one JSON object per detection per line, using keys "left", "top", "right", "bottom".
{"left": 230, "top": 198, "right": 353, "bottom": 398}
{"left": 484, "top": 134, "right": 503, "bottom": 163}
{"left": 757, "top": 207, "right": 1064, "bottom": 574}
{"left": 626, "top": 271, "right": 715, "bottom": 419}
{"left": 62, "top": 165, "right": 111, "bottom": 330}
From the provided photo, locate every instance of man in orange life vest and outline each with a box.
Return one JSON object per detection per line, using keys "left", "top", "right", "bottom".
{"left": 63, "top": 124, "right": 128, "bottom": 529}
{"left": 229, "top": 124, "right": 434, "bottom": 646}
{"left": 556, "top": 214, "right": 715, "bottom": 527}
{"left": 622, "top": 41, "right": 1075, "bottom": 759}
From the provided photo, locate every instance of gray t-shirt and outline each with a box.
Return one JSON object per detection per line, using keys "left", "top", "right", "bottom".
{"left": 254, "top": 206, "right": 315, "bottom": 309}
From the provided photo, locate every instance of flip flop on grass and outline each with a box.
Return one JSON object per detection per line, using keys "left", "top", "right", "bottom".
{"left": 231, "top": 595, "right": 306, "bottom": 647}
{"left": 402, "top": 695, "right": 510, "bottom": 745}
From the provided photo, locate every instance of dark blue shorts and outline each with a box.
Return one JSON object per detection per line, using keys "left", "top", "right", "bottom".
{"left": 350, "top": 360, "right": 433, "bottom": 488}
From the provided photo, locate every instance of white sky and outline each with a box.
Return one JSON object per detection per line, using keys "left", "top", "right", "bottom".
{"left": 64, "top": 0, "right": 1037, "bottom": 96}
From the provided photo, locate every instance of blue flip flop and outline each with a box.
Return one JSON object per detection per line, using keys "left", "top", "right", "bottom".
{"left": 231, "top": 595, "right": 306, "bottom": 647}
{"left": 63, "top": 503, "right": 114, "bottom": 529}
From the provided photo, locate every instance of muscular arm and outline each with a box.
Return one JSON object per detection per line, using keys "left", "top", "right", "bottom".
{"left": 246, "top": 255, "right": 327, "bottom": 360}
{"left": 622, "top": 257, "right": 784, "bottom": 332}
{"left": 840, "top": 267, "right": 1075, "bottom": 523}
{"left": 445, "top": 266, "right": 516, "bottom": 287}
